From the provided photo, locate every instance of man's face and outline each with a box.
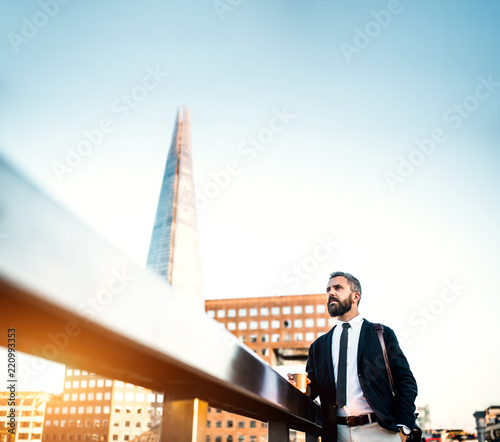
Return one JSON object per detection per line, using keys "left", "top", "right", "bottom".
{"left": 326, "top": 276, "right": 355, "bottom": 318}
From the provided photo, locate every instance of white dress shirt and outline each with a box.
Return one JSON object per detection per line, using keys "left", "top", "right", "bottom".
{"left": 332, "top": 315, "right": 374, "bottom": 417}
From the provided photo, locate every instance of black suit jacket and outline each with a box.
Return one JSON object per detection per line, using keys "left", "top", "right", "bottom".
{"left": 306, "top": 319, "right": 418, "bottom": 442}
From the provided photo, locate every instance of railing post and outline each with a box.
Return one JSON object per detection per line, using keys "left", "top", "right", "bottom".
{"left": 268, "top": 421, "right": 289, "bottom": 442}
{"left": 161, "top": 397, "right": 208, "bottom": 442}
{"left": 305, "top": 431, "right": 320, "bottom": 442}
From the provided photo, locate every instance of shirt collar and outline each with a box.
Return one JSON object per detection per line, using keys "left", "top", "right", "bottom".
{"left": 338, "top": 314, "right": 364, "bottom": 328}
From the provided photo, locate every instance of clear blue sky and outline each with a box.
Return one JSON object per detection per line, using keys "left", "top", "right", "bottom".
{"left": 1, "top": 0, "right": 500, "bottom": 432}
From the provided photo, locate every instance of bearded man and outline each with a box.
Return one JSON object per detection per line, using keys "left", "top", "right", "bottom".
{"left": 293, "top": 271, "right": 418, "bottom": 442}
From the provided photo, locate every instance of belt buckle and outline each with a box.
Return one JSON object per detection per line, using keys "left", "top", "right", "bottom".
{"left": 347, "top": 416, "right": 357, "bottom": 427}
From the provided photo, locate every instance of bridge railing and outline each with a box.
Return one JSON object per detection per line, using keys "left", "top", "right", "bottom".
{"left": 0, "top": 156, "right": 322, "bottom": 442}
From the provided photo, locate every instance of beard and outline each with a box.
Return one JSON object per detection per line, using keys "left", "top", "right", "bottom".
{"left": 327, "top": 293, "right": 353, "bottom": 317}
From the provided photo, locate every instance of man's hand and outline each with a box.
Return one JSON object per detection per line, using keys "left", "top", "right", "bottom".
{"left": 286, "top": 373, "right": 311, "bottom": 394}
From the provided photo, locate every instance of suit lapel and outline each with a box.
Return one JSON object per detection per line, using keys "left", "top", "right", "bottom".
{"left": 357, "top": 319, "right": 371, "bottom": 364}
{"left": 324, "top": 325, "right": 336, "bottom": 395}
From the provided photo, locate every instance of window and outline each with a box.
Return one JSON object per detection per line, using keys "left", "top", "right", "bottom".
{"left": 125, "top": 393, "right": 134, "bottom": 401}
{"left": 249, "top": 335, "right": 257, "bottom": 343}
{"left": 238, "top": 309, "right": 247, "bottom": 317}
{"left": 136, "top": 422, "right": 141, "bottom": 427}
{"left": 136, "top": 393, "right": 145, "bottom": 401}
{"left": 306, "top": 332, "right": 315, "bottom": 341}
{"left": 157, "top": 394, "right": 164, "bottom": 402}
{"left": 238, "top": 322, "right": 247, "bottom": 330}
{"left": 317, "top": 318, "right": 326, "bottom": 327}
{"left": 95, "top": 406, "right": 102, "bottom": 414}
{"left": 293, "top": 306, "right": 303, "bottom": 314}
{"left": 217, "top": 309, "right": 225, "bottom": 318}
{"left": 93, "top": 420, "right": 100, "bottom": 427}
{"left": 46, "top": 420, "right": 52, "bottom": 427}
{"left": 156, "top": 407, "right": 162, "bottom": 415}
{"left": 271, "top": 334, "right": 280, "bottom": 342}
{"left": 261, "top": 334, "right": 268, "bottom": 342}
{"left": 261, "top": 348, "right": 269, "bottom": 356}
{"left": 238, "top": 437, "right": 245, "bottom": 442}
{"left": 207, "top": 310, "right": 215, "bottom": 318}
{"left": 126, "top": 407, "right": 132, "bottom": 414}
{"left": 206, "top": 420, "right": 211, "bottom": 428}
{"left": 124, "top": 437, "right": 129, "bottom": 441}
{"left": 62, "top": 407, "right": 68, "bottom": 414}
{"left": 305, "top": 318, "right": 314, "bottom": 327}
{"left": 216, "top": 421, "right": 222, "bottom": 428}
{"left": 97, "top": 380, "right": 104, "bottom": 387}
{"left": 115, "top": 381, "right": 124, "bottom": 387}
{"left": 65, "top": 381, "right": 71, "bottom": 389}
{"left": 282, "top": 306, "right": 291, "bottom": 315}
{"left": 18, "top": 434, "right": 29, "bottom": 440}
{"left": 249, "top": 322, "right": 258, "bottom": 330}
{"left": 96, "top": 393, "right": 103, "bottom": 400}
{"left": 305, "top": 305, "right": 314, "bottom": 314}
{"left": 238, "top": 421, "right": 245, "bottom": 428}
{"left": 71, "top": 393, "right": 77, "bottom": 401}
{"left": 79, "top": 393, "right": 86, "bottom": 400}
{"left": 64, "top": 394, "right": 70, "bottom": 401}
{"left": 294, "top": 319, "right": 303, "bottom": 328}
{"left": 250, "top": 421, "right": 257, "bottom": 428}
{"left": 250, "top": 437, "right": 256, "bottom": 442}
{"left": 228, "top": 309, "right": 236, "bottom": 317}
{"left": 294, "top": 333, "right": 303, "bottom": 341}
{"left": 105, "top": 380, "right": 112, "bottom": 387}
{"left": 103, "top": 406, "right": 109, "bottom": 414}
{"left": 112, "top": 436, "right": 118, "bottom": 441}
{"left": 78, "top": 406, "right": 84, "bottom": 414}
{"left": 81, "top": 380, "right": 88, "bottom": 388}
{"left": 125, "top": 421, "right": 130, "bottom": 427}
{"left": 227, "top": 322, "right": 236, "bottom": 331}
{"left": 317, "top": 304, "right": 326, "bottom": 313}
{"left": 147, "top": 394, "right": 155, "bottom": 402}
{"left": 89, "top": 380, "right": 96, "bottom": 388}
{"left": 104, "top": 392, "right": 111, "bottom": 400}
{"left": 67, "top": 369, "right": 73, "bottom": 376}
{"left": 20, "top": 422, "right": 30, "bottom": 427}
{"left": 74, "top": 370, "right": 81, "bottom": 375}
{"left": 114, "top": 392, "right": 123, "bottom": 400}
{"left": 271, "top": 320, "right": 280, "bottom": 329}
{"left": 54, "top": 420, "right": 59, "bottom": 427}
{"left": 47, "top": 407, "right": 53, "bottom": 414}
{"left": 249, "top": 308, "right": 258, "bottom": 316}
{"left": 260, "top": 321, "right": 269, "bottom": 329}
{"left": 227, "top": 421, "right": 233, "bottom": 428}
{"left": 260, "top": 307, "right": 269, "bottom": 316}
{"left": 32, "top": 434, "right": 41, "bottom": 440}
{"left": 271, "top": 307, "right": 280, "bottom": 315}
{"left": 72, "top": 381, "right": 79, "bottom": 388}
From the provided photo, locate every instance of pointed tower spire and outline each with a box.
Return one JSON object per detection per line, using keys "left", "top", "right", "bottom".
{"left": 146, "top": 106, "right": 203, "bottom": 307}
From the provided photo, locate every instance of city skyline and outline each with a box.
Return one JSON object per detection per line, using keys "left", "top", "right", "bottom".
{"left": 1, "top": 0, "right": 499, "bottom": 433}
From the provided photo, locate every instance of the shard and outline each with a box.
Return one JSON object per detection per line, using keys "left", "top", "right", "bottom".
{"left": 146, "top": 106, "right": 203, "bottom": 307}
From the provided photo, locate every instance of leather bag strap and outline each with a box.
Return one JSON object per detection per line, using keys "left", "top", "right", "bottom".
{"left": 373, "top": 323, "right": 395, "bottom": 396}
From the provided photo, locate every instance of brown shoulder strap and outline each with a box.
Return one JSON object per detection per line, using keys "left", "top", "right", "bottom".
{"left": 372, "top": 323, "right": 395, "bottom": 396}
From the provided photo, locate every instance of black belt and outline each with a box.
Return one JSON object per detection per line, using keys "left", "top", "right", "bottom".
{"left": 337, "top": 413, "right": 378, "bottom": 427}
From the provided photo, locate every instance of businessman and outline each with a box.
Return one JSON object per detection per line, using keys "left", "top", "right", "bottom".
{"left": 292, "top": 271, "right": 417, "bottom": 442}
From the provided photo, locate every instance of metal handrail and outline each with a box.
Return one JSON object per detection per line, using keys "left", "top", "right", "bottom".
{"left": 0, "top": 155, "right": 322, "bottom": 440}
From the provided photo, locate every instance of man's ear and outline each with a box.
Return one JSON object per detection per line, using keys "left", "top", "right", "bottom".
{"left": 353, "top": 292, "right": 360, "bottom": 303}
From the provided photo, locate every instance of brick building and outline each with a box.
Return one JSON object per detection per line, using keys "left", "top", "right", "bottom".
{"left": 205, "top": 293, "right": 333, "bottom": 442}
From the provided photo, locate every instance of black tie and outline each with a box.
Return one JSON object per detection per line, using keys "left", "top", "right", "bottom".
{"left": 336, "top": 322, "right": 351, "bottom": 408}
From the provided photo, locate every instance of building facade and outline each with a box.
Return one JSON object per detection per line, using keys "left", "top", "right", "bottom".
{"left": 42, "top": 370, "right": 163, "bottom": 442}
{"left": 0, "top": 391, "right": 52, "bottom": 442}
{"left": 205, "top": 293, "right": 333, "bottom": 442}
